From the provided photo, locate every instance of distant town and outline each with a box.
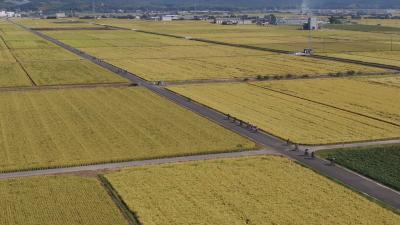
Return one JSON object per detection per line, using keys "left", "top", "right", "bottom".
{"left": 1, "top": 8, "right": 399, "bottom": 31}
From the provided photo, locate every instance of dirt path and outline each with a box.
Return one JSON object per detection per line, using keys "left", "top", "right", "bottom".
{"left": 0, "top": 82, "right": 135, "bottom": 92}
{"left": 309, "top": 139, "right": 400, "bottom": 151}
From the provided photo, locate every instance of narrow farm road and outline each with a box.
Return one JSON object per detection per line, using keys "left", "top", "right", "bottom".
{"left": 8, "top": 20, "right": 400, "bottom": 210}
{"left": 310, "top": 139, "right": 400, "bottom": 151}
{"left": 0, "top": 149, "right": 279, "bottom": 180}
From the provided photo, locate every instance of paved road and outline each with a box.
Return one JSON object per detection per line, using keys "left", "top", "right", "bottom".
{"left": 0, "top": 149, "right": 279, "bottom": 180}
{"left": 10, "top": 21, "right": 400, "bottom": 210}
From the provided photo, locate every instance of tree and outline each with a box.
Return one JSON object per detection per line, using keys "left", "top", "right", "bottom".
{"left": 265, "top": 14, "right": 277, "bottom": 25}
{"left": 329, "top": 16, "right": 344, "bottom": 24}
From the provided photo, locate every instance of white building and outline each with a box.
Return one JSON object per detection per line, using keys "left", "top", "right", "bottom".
{"left": 277, "top": 17, "right": 308, "bottom": 25}
{"left": 161, "top": 15, "right": 179, "bottom": 21}
{"left": 214, "top": 18, "right": 253, "bottom": 25}
{"left": 0, "top": 11, "right": 17, "bottom": 18}
{"left": 308, "top": 17, "right": 318, "bottom": 30}
{"left": 6, "top": 11, "right": 15, "bottom": 17}
{"left": 56, "top": 12, "right": 66, "bottom": 18}
{"left": 303, "top": 17, "right": 320, "bottom": 30}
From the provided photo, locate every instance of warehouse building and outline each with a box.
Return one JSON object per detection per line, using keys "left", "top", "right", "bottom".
{"left": 303, "top": 17, "right": 320, "bottom": 30}
{"left": 213, "top": 18, "right": 253, "bottom": 25}
{"left": 161, "top": 15, "right": 180, "bottom": 21}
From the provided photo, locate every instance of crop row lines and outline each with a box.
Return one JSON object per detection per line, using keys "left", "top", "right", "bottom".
{"left": 248, "top": 82, "right": 400, "bottom": 128}
{"left": 92, "top": 22, "right": 400, "bottom": 72}
{"left": 98, "top": 174, "right": 141, "bottom": 225}
{"left": 0, "top": 34, "right": 36, "bottom": 86}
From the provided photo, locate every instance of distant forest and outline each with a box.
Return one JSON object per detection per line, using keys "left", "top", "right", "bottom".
{"left": 1, "top": 0, "right": 399, "bottom": 12}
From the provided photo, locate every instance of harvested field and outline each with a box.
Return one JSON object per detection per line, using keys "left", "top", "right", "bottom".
{"left": 0, "top": 175, "right": 129, "bottom": 225}
{"left": 0, "top": 87, "right": 254, "bottom": 172}
{"left": 105, "top": 156, "right": 400, "bottom": 225}
{"left": 169, "top": 83, "right": 400, "bottom": 144}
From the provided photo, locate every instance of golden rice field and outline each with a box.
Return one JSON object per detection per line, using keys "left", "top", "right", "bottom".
{"left": 91, "top": 19, "right": 400, "bottom": 53}
{"left": 1, "top": 30, "right": 43, "bottom": 41}
{"left": 359, "top": 75, "right": 400, "bottom": 88}
{"left": 80, "top": 44, "right": 270, "bottom": 60}
{"left": 0, "top": 21, "right": 128, "bottom": 86}
{"left": 0, "top": 175, "right": 128, "bottom": 225}
{"left": 43, "top": 30, "right": 208, "bottom": 48}
{"left": 21, "top": 60, "right": 127, "bottom": 85}
{"left": 43, "top": 29, "right": 387, "bottom": 81}
{"left": 14, "top": 18, "right": 102, "bottom": 29}
{"left": 327, "top": 51, "right": 400, "bottom": 67}
{"left": 105, "top": 156, "right": 400, "bottom": 225}
{"left": 0, "top": 87, "right": 254, "bottom": 172}
{"left": 169, "top": 83, "right": 400, "bottom": 144}
{"left": 255, "top": 77, "right": 400, "bottom": 125}
{"left": 0, "top": 64, "right": 32, "bottom": 87}
{"left": 108, "top": 55, "right": 386, "bottom": 81}
{"left": 5, "top": 39, "right": 58, "bottom": 49}
{"left": 0, "top": 49, "right": 15, "bottom": 62}
{"left": 0, "top": 38, "right": 6, "bottom": 48}
{"left": 355, "top": 19, "right": 400, "bottom": 28}
{"left": 12, "top": 48, "right": 81, "bottom": 61}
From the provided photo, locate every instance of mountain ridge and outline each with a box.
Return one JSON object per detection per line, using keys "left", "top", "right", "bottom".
{"left": 1, "top": 0, "right": 399, "bottom": 12}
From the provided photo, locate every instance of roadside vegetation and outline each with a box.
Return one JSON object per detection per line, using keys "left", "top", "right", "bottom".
{"left": 317, "top": 145, "right": 400, "bottom": 191}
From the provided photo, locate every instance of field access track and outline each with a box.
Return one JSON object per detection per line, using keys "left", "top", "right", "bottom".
{"left": 9, "top": 20, "right": 400, "bottom": 210}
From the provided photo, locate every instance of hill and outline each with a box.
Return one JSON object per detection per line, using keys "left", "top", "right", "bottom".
{"left": 1, "top": 0, "right": 399, "bottom": 12}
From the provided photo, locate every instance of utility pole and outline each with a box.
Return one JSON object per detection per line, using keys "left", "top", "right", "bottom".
{"left": 92, "top": 0, "right": 95, "bottom": 15}
{"left": 308, "top": 28, "right": 313, "bottom": 50}
{"left": 391, "top": 34, "right": 393, "bottom": 51}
